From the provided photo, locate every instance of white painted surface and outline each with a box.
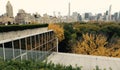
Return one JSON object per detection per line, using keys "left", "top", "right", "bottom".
{"left": 48, "top": 52, "right": 120, "bottom": 70}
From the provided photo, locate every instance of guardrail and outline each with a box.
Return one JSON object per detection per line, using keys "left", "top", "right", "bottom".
{"left": 0, "top": 30, "right": 58, "bottom": 61}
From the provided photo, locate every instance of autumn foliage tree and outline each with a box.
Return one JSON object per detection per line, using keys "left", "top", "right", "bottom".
{"left": 48, "top": 23, "right": 64, "bottom": 42}
{"left": 72, "top": 33, "right": 108, "bottom": 55}
{"left": 72, "top": 33, "right": 120, "bottom": 57}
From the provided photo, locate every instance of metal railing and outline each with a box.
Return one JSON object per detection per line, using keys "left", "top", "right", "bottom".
{"left": 0, "top": 30, "right": 58, "bottom": 61}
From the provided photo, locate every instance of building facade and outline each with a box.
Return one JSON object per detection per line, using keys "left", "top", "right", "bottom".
{"left": 0, "top": 1, "right": 14, "bottom": 25}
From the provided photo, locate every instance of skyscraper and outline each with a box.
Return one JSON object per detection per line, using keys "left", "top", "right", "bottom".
{"left": 6, "top": 1, "right": 13, "bottom": 18}
{"left": 108, "top": 5, "right": 112, "bottom": 21}
{"left": 68, "top": 2, "right": 71, "bottom": 18}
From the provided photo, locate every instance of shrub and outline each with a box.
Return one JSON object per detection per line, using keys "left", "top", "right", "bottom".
{"left": 0, "top": 59, "right": 82, "bottom": 70}
{"left": 0, "top": 24, "right": 48, "bottom": 33}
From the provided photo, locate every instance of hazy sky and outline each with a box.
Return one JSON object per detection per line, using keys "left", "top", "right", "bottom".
{"left": 0, "top": 0, "right": 120, "bottom": 16}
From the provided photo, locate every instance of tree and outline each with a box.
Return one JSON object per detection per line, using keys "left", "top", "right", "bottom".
{"left": 48, "top": 23, "right": 64, "bottom": 42}
{"left": 72, "top": 33, "right": 108, "bottom": 55}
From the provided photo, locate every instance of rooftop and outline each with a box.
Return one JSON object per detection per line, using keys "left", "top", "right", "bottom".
{"left": 47, "top": 52, "right": 120, "bottom": 70}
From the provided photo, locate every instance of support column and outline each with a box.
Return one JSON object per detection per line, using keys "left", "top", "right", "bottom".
{"left": 12, "top": 41, "right": 15, "bottom": 59}
{"left": 45, "top": 33, "right": 47, "bottom": 58}
{"left": 30, "top": 36, "right": 33, "bottom": 59}
{"left": 46, "top": 32, "right": 48, "bottom": 51}
{"left": 38, "top": 34, "right": 40, "bottom": 59}
{"left": 41, "top": 33, "right": 44, "bottom": 59}
{"left": 45, "top": 33, "right": 47, "bottom": 51}
{"left": 19, "top": 39, "right": 22, "bottom": 60}
{"left": 2, "top": 43, "right": 5, "bottom": 60}
{"left": 56, "top": 37, "right": 58, "bottom": 53}
{"left": 25, "top": 38, "right": 28, "bottom": 60}
{"left": 38, "top": 34, "right": 40, "bottom": 47}
{"left": 34, "top": 35, "right": 37, "bottom": 61}
{"left": 48, "top": 32, "right": 50, "bottom": 50}
{"left": 34, "top": 35, "right": 36, "bottom": 49}
{"left": 43, "top": 33, "right": 45, "bottom": 57}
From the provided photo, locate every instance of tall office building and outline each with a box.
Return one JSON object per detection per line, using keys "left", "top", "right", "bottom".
{"left": 114, "top": 12, "right": 119, "bottom": 21}
{"left": 68, "top": 2, "right": 71, "bottom": 18}
{"left": 6, "top": 1, "right": 13, "bottom": 17}
{"left": 118, "top": 12, "right": 120, "bottom": 22}
{"left": 105, "top": 10, "right": 109, "bottom": 21}
{"left": 108, "top": 5, "right": 112, "bottom": 21}
{"left": 72, "top": 12, "right": 81, "bottom": 22}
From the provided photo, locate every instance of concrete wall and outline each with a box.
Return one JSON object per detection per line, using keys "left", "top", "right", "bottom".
{"left": 0, "top": 27, "right": 48, "bottom": 41}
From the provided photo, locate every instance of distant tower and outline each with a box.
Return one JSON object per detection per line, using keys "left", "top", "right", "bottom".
{"left": 6, "top": 1, "right": 13, "bottom": 17}
{"left": 68, "top": 2, "right": 71, "bottom": 18}
{"left": 53, "top": 11, "right": 56, "bottom": 17}
{"left": 58, "top": 12, "right": 61, "bottom": 17}
{"left": 108, "top": 5, "right": 112, "bottom": 21}
{"left": 118, "top": 12, "right": 120, "bottom": 22}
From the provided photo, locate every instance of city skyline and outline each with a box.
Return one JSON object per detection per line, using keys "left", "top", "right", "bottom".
{"left": 0, "top": 0, "right": 120, "bottom": 16}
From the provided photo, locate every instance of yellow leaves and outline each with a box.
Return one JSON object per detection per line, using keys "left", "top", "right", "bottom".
{"left": 83, "top": 33, "right": 107, "bottom": 50}
{"left": 72, "top": 33, "right": 108, "bottom": 56}
{"left": 72, "top": 33, "right": 120, "bottom": 58}
{"left": 48, "top": 23, "right": 64, "bottom": 42}
{"left": 96, "top": 47, "right": 107, "bottom": 56}
{"left": 95, "top": 34, "right": 108, "bottom": 47}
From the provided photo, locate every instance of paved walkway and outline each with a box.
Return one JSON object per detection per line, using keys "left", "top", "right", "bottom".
{"left": 47, "top": 52, "right": 120, "bottom": 70}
